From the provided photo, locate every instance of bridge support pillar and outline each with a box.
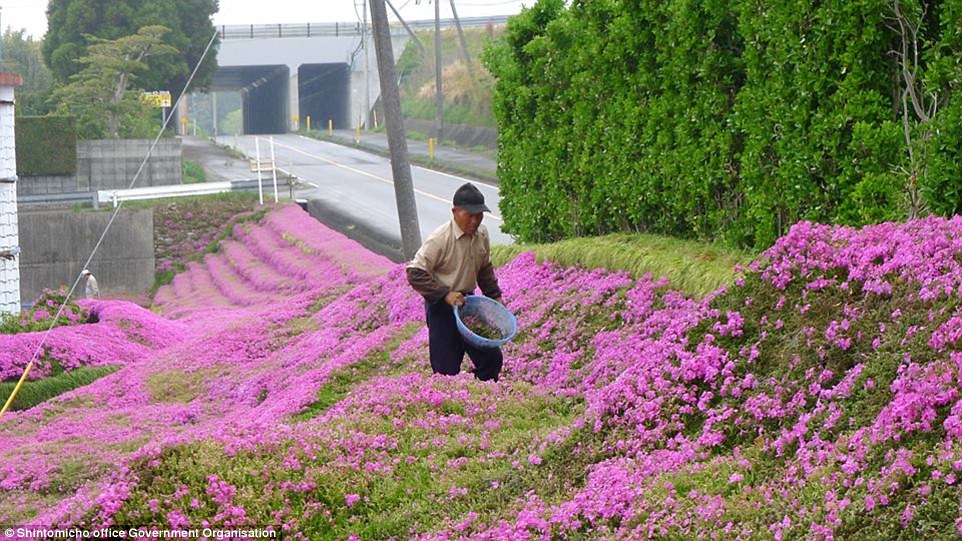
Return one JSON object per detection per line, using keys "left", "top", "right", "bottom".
{"left": 289, "top": 69, "right": 300, "bottom": 132}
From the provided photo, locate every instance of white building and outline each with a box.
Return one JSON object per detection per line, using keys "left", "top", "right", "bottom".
{"left": 0, "top": 72, "right": 22, "bottom": 315}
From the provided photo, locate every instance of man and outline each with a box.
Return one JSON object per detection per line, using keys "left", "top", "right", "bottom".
{"left": 406, "top": 182, "right": 504, "bottom": 381}
{"left": 82, "top": 269, "right": 100, "bottom": 299}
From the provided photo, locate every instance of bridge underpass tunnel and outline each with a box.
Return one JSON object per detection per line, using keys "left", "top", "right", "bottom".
{"left": 242, "top": 65, "right": 289, "bottom": 134}
{"left": 211, "top": 65, "right": 290, "bottom": 135}
{"left": 299, "top": 63, "right": 351, "bottom": 131}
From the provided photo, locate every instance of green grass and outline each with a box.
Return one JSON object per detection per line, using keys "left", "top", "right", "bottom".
{"left": 145, "top": 368, "right": 219, "bottom": 404}
{"left": 294, "top": 323, "right": 420, "bottom": 421}
{"left": 396, "top": 27, "right": 499, "bottom": 129}
{"left": 150, "top": 267, "right": 181, "bottom": 295}
{"left": 0, "top": 365, "right": 122, "bottom": 411}
{"left": 492, "top": 232, "right": 755, "bottom": 298}
{"left": 199, "top": 204, "right": 273, "bottom": 256}
{"left": 182, "top": 160, "right": 208, "bottom": 184}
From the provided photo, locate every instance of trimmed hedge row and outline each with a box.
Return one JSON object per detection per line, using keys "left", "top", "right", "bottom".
{"left": 484, "top": 0, "right": 962, "bottom": 248}
{"left": 16, "top": 115, "right": 76, "bottom": 176}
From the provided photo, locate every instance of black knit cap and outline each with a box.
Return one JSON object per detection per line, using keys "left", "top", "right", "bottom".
{"left": 452, "top": 182, "right": 490, "bottom": 214}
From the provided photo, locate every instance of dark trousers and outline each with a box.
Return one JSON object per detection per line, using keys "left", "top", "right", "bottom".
{"left": 424, "top": 300, "right": 503, "bottom": 382}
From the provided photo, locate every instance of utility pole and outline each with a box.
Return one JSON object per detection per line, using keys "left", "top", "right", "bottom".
{"left": 362, "top": 0, "right": 371, "bottom": 130}
{"left": 370, "top": 0, "right": 422, "bottom": 259}
{"left": 212, "top": 91, "right": 218, "bottom": 137}
{"left": 434, "top": 0, "right": 443, "bottom": 141}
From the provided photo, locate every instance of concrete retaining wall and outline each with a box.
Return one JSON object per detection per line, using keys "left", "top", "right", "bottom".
{"left": 17, "top": 208, "right": 154, "bottom": 303}
{"left": 17, "top": 174, "right": 77, "bottom": 195}
{"left": 403, "top": 119, "right": 498, "bottom": 150}
{"left": 306, "top": 199, "right": 404, "bottom": 264}
{"left": 17, "top": 138, "right": 182, "bottom": 196}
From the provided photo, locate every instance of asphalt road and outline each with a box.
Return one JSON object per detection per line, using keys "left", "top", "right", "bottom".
{"left": 215, "top": 134, "right": 513, "bottom": 250}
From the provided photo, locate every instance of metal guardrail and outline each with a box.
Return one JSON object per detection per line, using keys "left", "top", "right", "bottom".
{"left": 218, "top": 15, "right": 511, "bottom": 40}
{"left": 18, "top": 191, "right": 98, "bottom": 205}
{"left": 96, "top": 182, "right": 236, "bottom": 207}
{"left": 231, "top": 178, "right": 294, "bottom": 191}
{"left": 18, "top": 178, "right": 298, "bottom": 208}
{"left": 95, "top": 178, "right": 297, "bottom": 207}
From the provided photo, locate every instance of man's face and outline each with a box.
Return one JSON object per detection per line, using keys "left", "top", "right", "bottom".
{"left": 453, "top": 207, "right": 484, "bottom": 236}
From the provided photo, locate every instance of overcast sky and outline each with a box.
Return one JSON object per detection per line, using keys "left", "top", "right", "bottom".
{"left": 1, "top": 0, "right": 531, "bottom": 39}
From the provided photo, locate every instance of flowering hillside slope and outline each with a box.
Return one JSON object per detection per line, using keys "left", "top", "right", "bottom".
{"left": 2, "top": 206, "right": 962, "bottom": 539}
{"left": 0, "top": 300, "right": 189, "bottom": 381}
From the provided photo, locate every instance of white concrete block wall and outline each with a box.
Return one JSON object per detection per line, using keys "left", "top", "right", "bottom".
{"left": 0, "top": 83, "right": 20, "bottom": 314}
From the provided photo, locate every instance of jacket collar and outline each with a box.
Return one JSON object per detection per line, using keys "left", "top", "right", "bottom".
{"left": 451, "top": 218, "right": 467, "bottom": 239}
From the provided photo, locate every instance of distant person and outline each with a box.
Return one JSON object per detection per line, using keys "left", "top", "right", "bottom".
{"left": 406, "top": 182, "right": 504, "bottom": 382}
{"left": 82, "top": 269, "right": 100, "bottom": 299}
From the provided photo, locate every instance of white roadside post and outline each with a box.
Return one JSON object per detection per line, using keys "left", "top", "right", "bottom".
{"left": 255, "top": 137, "right": 264, "bottom": 205}
{"left": 270, "top": 136, "right": 278, "bottom": 203}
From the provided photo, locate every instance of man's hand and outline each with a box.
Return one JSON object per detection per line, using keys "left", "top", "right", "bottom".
{"left": 444, "top": 291, "right": 465, "bottom": 307}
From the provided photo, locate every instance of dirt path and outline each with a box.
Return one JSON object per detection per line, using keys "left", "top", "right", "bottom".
{"left": 180, "top": 136, "right": 252, "bottom": 182}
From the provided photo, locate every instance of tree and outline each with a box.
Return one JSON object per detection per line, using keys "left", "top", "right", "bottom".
{"left": 1, "top": 29, "right": 55, "bottom": 115}
{"left": 888, "top": 0, "right": 962, "bottom": 218}
{"left": 43, "top": 0, "right": 219, "bottom": 98}
{"left": 53, "top": 26, "right": 177, "bottom": 139}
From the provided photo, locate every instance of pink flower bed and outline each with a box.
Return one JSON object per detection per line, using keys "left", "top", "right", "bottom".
{"left": 2, "top": 207, "right": 962, "bottom": 538}
{"left": 0, "top": 301, "right": 190, "bottom": 381}
{"left": 444, "top": 217, "right": 962, "bottom": 539}
{"left": 1, "top": 205, "right": 400, "bottom": 527}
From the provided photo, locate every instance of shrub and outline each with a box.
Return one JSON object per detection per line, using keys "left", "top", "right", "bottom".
{"left": 0, "top": 365, "right": 120, "bottom": 411}
{"left": 484, "top": 0, "right": 962, "bottom": 248}
{"left": 15, "top": 115, "right": 76, "bottom": 175}
{"left": 0, "top": 287, "right": 88, "bottom": 335}
{"left": 181, "top": 160, "right": 207, "bottom": 184}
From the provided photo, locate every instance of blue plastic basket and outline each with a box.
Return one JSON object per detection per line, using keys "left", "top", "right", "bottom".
{"left": 454, "top": 295, "right": 518, "bottom": 349}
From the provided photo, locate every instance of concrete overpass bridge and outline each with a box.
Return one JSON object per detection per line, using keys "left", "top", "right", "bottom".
{"left": 204, "top": 16, "right": 508, "bottom": 135}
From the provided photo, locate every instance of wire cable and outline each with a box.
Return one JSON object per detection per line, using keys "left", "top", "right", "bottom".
{"left": 0, "top": 29, "right": 219, "bottom": 420}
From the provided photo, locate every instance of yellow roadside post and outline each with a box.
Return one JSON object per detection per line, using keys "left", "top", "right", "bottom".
{"left": 428, "top": 138, "right": 435, "bottom": 161}
{"left": 306, "top": 116, "right": 311, "bottom": 131}
{"left": 328, "top": 119, "right": 333, "bottom": 135}
{"left": 355, "top": 126, "right": 361, "bottom": 144}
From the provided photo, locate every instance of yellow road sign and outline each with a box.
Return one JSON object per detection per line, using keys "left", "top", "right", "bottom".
{"left": 142, "top": 91, "right": 172, "bottom": 108}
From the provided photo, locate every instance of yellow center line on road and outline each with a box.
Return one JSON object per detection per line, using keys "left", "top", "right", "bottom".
{"left": 283, "top": 136, "right": 503, "bottom": 221}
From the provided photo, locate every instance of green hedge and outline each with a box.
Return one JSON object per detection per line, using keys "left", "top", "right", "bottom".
{"left": 484, "top": 0, "right": 962, "bottom": 248}
{"left": 16, "top": 115, "right": 76, "bottom": 176}
{"left": 0, "top": 365, "right": 120, "bottom": 411}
